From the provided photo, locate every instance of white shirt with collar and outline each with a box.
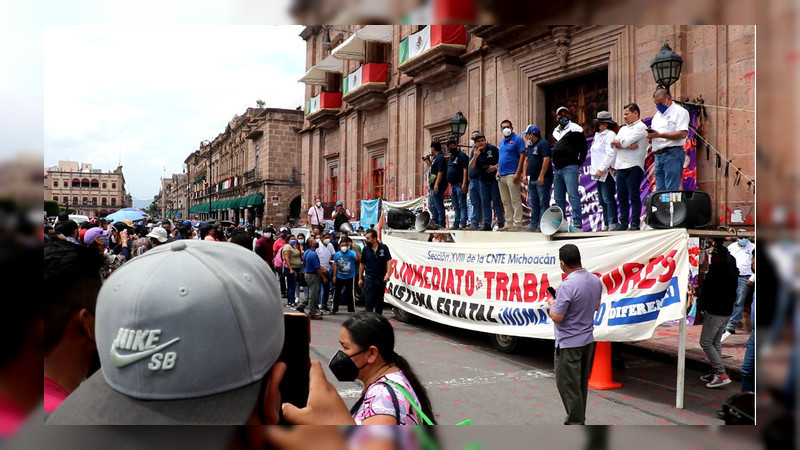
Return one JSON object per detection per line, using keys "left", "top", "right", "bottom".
{"left": 552, "top": 121, "right": 584, "bottom": 142}
{"left": 589, "top": 129, "right": 617, "bottom": 182}
{"left": 728, "top": 240, "right": 755, "bottom": 276}
{"left": 650, "top": 101, "right": 690, "bottom": 151}
{"left": 614, "top": 119, "right": 649, "bottom": 170}
{"left": 316, "top": 242, "right": 335, "bottom": 270}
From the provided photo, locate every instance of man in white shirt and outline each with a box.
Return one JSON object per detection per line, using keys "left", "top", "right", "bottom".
{"left": 589, "top": 111, "right": 618, "bottom": 231}
{"left": 647, "top": 87, "right": 690, "bottom": 191}
{"left": 315, "top": 231, "right": 336, "bottom": 313}
{"left": 721, "top": 233, "right": 755, "bottom": 341}
{"left": 308, "top": 197, "right": 325, "bottom": 231}
{"left": 611, "top": 103, "right": 649, "bottom": 231}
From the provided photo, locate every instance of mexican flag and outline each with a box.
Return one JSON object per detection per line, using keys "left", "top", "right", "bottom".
{"left": 398, "top": 25, "right": 466, "bottom": 65}
{"left": 343, "top": 65, "right": 363, "bottom": 96}
{"left": 306, "top": 94, "right": 321, "bottom": 115}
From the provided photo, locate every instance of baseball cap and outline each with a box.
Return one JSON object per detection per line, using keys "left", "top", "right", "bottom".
{"left": 47, "top": 240, "right": 285, "bottom": 424}
{"left": 112, "top": 222, "right": 130, "bottom": 233}
{"left": 182, "top": 220, "right": 192, "bottom": 227}
{"left": 146, "top": 227, "right": 168, "bottom": 243}
{"left": 279, "top": 226, "right": 288, "bottom": 233}
{"left": 556, "top": 106, "right": 569, "bottom": 115}
{"left": 84, "top": 227, "right": 108, "bottom": 244}
{"left": 521, "top": 124, "right": 541, "bottom": 137}
{"left": 472, "top": 132, "right": 485, "bottom": 140}
{"left": 335, "top": 200, "right": 343, "bottom": 206}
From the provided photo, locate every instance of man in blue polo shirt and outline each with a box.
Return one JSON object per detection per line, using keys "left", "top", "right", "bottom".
{"left": 497, "top": 119, "right": 527, "bottom": 231}
{"left": 296, "top": 236, "right": 327, "bottom": 320}
{"left": 521, "top": 124, "right": 553, "bottom": 232}
{"left": 469, "top": 133, "right": 504, "bottom": 231}
{"left": 546, "top": 244, "right": 602, "bottom": 425}
{"left": 427, "top": 141, "right": 447, "bottom": 228}
{"left": 446, "top": 138, "right": 469, "bottom": 230}
{"left": 358, "top": 229, "right": 392, "bottom": 314}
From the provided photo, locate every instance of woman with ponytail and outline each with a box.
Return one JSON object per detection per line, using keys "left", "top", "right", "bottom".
{"left": 281, "top": 312, "right": 437, "bottom": 426}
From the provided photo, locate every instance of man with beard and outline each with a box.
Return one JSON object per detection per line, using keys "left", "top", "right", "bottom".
{"left": 44, "top": 239, "right": 103, "bottom": 419}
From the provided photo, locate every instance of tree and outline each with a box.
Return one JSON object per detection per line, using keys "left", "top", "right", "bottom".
{"left": 256, "top": 99, "right": 265, "bottom": 108}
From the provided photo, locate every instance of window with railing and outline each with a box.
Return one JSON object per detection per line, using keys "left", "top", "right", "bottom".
{"left": 371, "top": 156, "right": 384, "bottom": 200}
{"left": 330, "top": 165, "right": 339, "bottom": 202}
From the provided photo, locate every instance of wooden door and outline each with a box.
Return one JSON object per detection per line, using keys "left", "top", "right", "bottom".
{"left": 544, "top": 69, "right": 608, "bottom": 145}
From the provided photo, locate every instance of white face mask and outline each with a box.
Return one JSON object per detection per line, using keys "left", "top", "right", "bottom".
{"left": 341, "top": 246, "right": 349, "bottom": 252}
{"left": 324, "top": 238, "right": 330, "bottom": 245}
{"left": 264, "top": 232, "right": 271, "bottom": 238}
{"left": 526, "top": 139, "right": 533, "bottom": 147}
{"left": 502, "top": 127, "right": 512, "bottom": 137}
{"left": 469, "top": 139, "right": 475, "bottom": 147}
{"left": 316, "top": 202, "right": 321, "bottom": 207}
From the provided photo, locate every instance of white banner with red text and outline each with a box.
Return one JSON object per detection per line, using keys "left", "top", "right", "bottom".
{"left": 382, "top": 229, "right": 689, "bottom": 341}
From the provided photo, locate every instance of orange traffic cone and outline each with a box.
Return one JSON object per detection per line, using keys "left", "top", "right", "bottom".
{"left": 588, "top": 341, "right": 622, "bottom": 390}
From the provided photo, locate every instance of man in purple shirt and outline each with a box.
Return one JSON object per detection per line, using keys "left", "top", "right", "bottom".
{"left": 546, "top": 244, "right": 602, "bottom": 425}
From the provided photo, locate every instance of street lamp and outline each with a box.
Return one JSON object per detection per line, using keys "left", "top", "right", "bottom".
{"left": 450, "top": 111, "right": 468, "bottom": 140}
{"left": 321, "top": 25, "right": 351, "bottom": 45}
{"left": 650, "top": 42, "right": 683, "bottom": 89}
{"left": 194, "top": 140, "right": 213, "bottom": 220}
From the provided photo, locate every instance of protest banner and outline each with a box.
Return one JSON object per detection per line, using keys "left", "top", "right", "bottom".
{"left": 383, "top": 229, "right": 689, "bottom": 342}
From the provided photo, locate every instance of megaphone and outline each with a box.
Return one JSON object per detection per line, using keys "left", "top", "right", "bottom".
{"left": 415, "top": 211, "right": 439, "bottom": 231}
{"left": 339, "top": 221, "right": 353, "bottom": 233}
{"left": 540, "top": 206, "right": 573, "bottom": 236}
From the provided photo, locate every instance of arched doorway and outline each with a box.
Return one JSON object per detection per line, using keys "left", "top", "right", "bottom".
{"left": 288, "top": 196, "right": 301, "bottom": 226}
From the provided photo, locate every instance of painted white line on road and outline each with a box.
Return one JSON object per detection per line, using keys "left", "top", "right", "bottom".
{"left": 337, "top": 369, "right": 553, "bottom": 398}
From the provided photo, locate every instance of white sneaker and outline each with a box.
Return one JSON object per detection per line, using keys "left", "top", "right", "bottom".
{"left": 720, "top": 330, "right": 733, "bottom": 342}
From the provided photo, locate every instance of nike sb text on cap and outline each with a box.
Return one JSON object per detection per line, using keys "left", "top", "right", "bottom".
{"left": 48, "top": 240, "right": 284, "bottom": 424}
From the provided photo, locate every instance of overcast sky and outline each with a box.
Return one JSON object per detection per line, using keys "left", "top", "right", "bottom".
{"left": 42, "top": 24, "right": 306, "bottom": 201}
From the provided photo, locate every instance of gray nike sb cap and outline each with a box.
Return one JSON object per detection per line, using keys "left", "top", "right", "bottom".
{"left": 48, "top": 240, "right": 285, "bottom": 424}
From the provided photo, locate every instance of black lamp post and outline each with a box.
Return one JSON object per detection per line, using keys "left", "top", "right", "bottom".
{"left": 194, "top": 140, "right": 213, "bottom": 220}
{"left": 450, "top": 111, "right": 468, "bottom": 140}
{"left": 650, "top": 42, "right": 683, "bottom": 89}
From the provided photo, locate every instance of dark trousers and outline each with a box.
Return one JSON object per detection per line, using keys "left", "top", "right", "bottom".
{"left": 283, "top": 267, "right": 297, "bottom": 305}
{"left": 363, "top": 276, "right": 386, "bottom": 314}
{"left": 333, "top": 277, "right": 355, "bottom": 313}
{"left": 554, "top": 342, "right": 595, "bottom": 425}
{"left": 274, "top": 266, "right": 286, "bottom": 296}
{"left": 319, "top": 273, "right": 332, "bottom": 309}
{"left": 615, "top": 166, "right": 644, "bottom": 229}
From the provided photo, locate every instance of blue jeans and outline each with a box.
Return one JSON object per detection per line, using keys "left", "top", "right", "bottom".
{"left": 654, "top": 146, "right": 684, "bottom": 191}
{"left": 468, "top": 178, "right": 483, "bottom": 228}
{"left": 450, "top": 183, "right": 468, "bottom": 227}
{"left": 615, "top": 166, "right": 644, "bottom": 229}
{"left": 596, "top": 177, "right": 618, "bottom": 228}
{"left": 283, "top": 266, "right": 298, "bottom": 304}
{"left": 318, "top": 273, "right": 332, "bottom": 308}
{"left": 363, "top": 276, "right": 386, "bottom": 314}
{"left": 741, "top": 330, "right": 755, "bottom": 392}
{"left": 479, "top": 179, "right": 504, "bottom": 227}
{"left": 429, "top": 188, "right": 446, "bottom": 227}
{"left": 527, "top": 177, "right": 553, "bottom": 230}
{"left": 553, "top": 165, "right": 582, "bottom": 228}
{"left": 727, "top": 275, "right": 752, "bottom": 332}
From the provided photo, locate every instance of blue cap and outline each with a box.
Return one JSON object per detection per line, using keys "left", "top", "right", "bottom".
{"left": 182, "top": 220, "right": 192, "bottom": 226}
{"left": 521, "top": 124, "right": 541, "bottom": 137}
{"left": 335, "top": 201, "right": 343, "bottom": 206}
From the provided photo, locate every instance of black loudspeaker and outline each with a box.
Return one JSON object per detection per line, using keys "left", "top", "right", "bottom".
{"left": 386, "top": 208, "right": 416, "bottom": 230}
{"left": 645, "top": 190, "right": 712, "bottom": 229}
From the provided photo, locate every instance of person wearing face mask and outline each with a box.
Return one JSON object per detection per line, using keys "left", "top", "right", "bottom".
{"left": 545, "top": 244, "right": 602, "bottom": 425}
{"left": 332, "top": 237, "right": 359, "bottom": 315}
{"left": 496, "top": 120, "right": 527, "bottom": 231}
{"left": 647, "top": 86, "right": 690, "bottom": 191}
{"left": 467, "top": 130, "right": 484, "bottom": 229}
{"left": 295, "top": 237, "right": 326, "bottom": 320}
{"left": 469, "top": 133, "right": 504, "bottom": 231}
{"left": 308, "top": 197, "right": 325, "bottom": 230}
{"left": 446, "top": 138, "right": 469, "bottom": 230}
{"left": 281, "top": 234, "right": 304, "bottom": 307}
{"left": 521, "top": 124, "right": 553, "bottom": 232}
{"left": 721, "top": 232, "right": 755, "bottom": 342}
{"left": 551, "top": 106, "right": 588, "bottom": 231}
{"left": 281, "top": 312, "right": 436, "bottom": 425}
{"left": 427, "top": 141, "right": 447, "bottom": 228}
{"left": 44, "top": 239, "right": 103, "bottom": 419}
{"left": 254, "top": 225, "right": 276, "bottom": 270}
{"left": 273, "top": 227, "right": 290, "bottom": 298}
{"left": 589, "top": 111, "right": 620, "bottom": 231}
{"left": 316, "top": 232, "right": 336, "bottom": 313}
{"left": 83, "top": 226, "right": 127, "bottom": 281}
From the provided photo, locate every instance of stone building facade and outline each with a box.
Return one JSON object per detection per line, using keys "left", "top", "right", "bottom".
{"left": 161, "top": 173, "right": 188, "bottom": 220}
{"left": 184, "top": 107, "right": 304, "bottom": 228}
{"left": 44, "top": 160, "right": 130, "bottom": 217}
{"left": 299, "top": 25, "right": 755, "bottom": 227}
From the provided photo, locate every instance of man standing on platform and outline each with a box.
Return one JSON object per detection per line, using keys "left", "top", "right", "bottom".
{"left": 546, "top": 244, "right": 602, "bottom": 425}
{"left": 446, "top": 138, "right": 469, "bottom": 230}
{"left": 648, "top": 87, "right": 689, "bottom": 191}
{"left": 496, "top": 120, "right": 527, "bottom": 231}
{"left": 552, "top": 106, "right": 587, "bottom": 231}
{"left": 611, "top": 103, "right": 648, "bottom": 231}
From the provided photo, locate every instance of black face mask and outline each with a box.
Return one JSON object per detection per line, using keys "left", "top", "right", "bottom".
{"left": 328, "top": 348, "right": 368, "bottom": 382}
{"left": 558, "top": 116, "right": 570, "bottom": 127}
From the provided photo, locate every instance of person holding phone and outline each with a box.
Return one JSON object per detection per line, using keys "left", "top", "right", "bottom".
{"left": 281, "top": 312, "right": 437, "bottom": 425}
{"left": 469, "top": 132, "right": 504, "bottom": 231}
{"left": 546, "top": 244, "right": 602, "bottom": 425}
{"left": 648, "top": 86, "right": 689, "bottom": 191}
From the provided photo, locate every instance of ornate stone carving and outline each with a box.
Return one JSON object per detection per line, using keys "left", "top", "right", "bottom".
{"left": 551, "top": 26, "right": 571, "bottom": 68}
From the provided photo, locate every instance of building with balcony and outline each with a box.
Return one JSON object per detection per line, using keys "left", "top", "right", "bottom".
{"left": 298, "top": 25, "right": 755, "bottom": 228}
{"left": 160, "top": 173, "right": 188, "bottom": 220}
{"left": 184, "top": 106, "right": 304, "bottom": 228}
{"left": 44, "top": 160, "right": 130, "bottom": 217}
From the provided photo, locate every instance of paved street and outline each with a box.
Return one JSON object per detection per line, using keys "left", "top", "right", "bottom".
{"left": 302, "top": 309, "right": 740, "bottom": 425}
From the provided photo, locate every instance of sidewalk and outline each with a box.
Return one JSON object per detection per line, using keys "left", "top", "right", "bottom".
{"left": 621, "top": 319, "right": 749, "bottom": 378}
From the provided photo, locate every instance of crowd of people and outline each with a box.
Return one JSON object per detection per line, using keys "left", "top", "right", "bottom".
{"left": 424, "top": 86, "right": 690, "bottom": 232}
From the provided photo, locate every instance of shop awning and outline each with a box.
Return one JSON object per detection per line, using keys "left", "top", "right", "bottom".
{"left": 331, "top": 25, "right": 393, "bottom": 61}
{"left": 298, "top": 54, "right": 343, "bottom": 85}
{"left": 242, "top": 193, "right": 264, "bottom": 207}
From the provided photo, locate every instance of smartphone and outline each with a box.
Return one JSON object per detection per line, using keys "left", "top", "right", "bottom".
{"left": 645, "top": 128, "right": 655, "bottom": 133}
{"left": 546, "top": 286, "right": 557, "bottom": 298}
{"left": 277, "top": 313, "right": 311, "bottom": 424}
